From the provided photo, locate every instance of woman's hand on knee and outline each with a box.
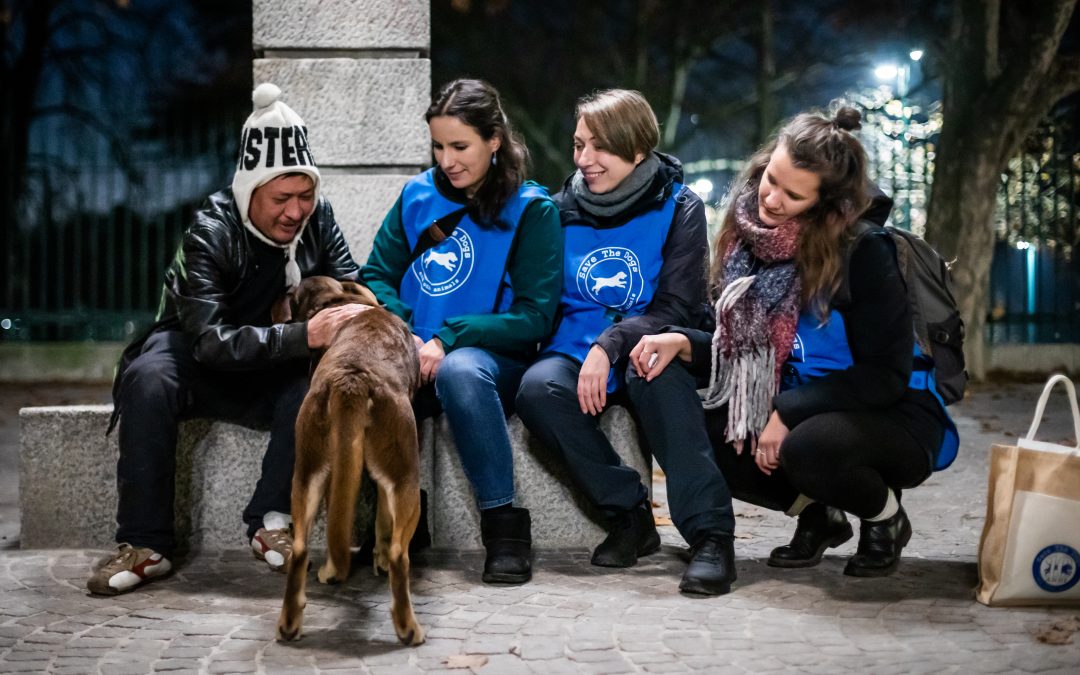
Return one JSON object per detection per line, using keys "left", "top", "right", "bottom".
{"left": 577, "top": 345, "right": 610, "bottom": 416}
{"left": 754, "top": 410, "right": 789, "bottom": 475}
{"left": 419, "top": 337, "right": 445, "bottom": 385}
{"left": 629, "top": 333, "right": 690, "bottom": 381}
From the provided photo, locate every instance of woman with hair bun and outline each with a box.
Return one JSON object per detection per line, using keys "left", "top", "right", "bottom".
{"left": 629, "top": 105, "right": 955, "bottom": 589}
{"left": 361, "top": 79, "right": 562, "bottom": 585}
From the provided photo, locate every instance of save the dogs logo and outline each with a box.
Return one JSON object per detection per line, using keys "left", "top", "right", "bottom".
{"left": 411, "top": 228, "right": 475, "bottom": 296}
{"left": 576, "top": 246, "right": 643, "bottom": 310}
{"left": 1032, "top": 544, "right": 1080, "bottom": 593}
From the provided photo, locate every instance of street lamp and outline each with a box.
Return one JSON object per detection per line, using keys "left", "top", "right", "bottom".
{"left": 874, "top": 49, "right": 922, "bottom": 230}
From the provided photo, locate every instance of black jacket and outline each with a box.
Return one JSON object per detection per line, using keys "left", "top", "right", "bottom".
{"left": 109, "top": 188, "right": 358, "bottom": 429}
{"left": 553, "top": 152, "right": 710, "bottom": 366}
{"left": 678, "top": 188, "right": 947, "bottom": 461}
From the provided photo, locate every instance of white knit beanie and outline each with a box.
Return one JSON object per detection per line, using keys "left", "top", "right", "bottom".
{"left": 232, "top": 83, "right": 321, "bottom": 289}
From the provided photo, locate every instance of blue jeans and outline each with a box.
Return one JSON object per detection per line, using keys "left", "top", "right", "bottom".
{"left": 427, "top": 347, "right": 528, "bottom": 510}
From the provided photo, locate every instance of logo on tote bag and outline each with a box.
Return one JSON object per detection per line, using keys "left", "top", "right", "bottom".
{"left": 1032, "top": 544, "right": 1079, "bottom": 592}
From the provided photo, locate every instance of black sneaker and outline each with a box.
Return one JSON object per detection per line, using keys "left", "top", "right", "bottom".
{"left": 679, "top": 534, "right": 736, "bottom": 596}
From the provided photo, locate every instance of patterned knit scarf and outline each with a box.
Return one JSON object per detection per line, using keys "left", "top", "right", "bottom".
{"left": 702, "top": 189, "right": 803, "bottom": 445}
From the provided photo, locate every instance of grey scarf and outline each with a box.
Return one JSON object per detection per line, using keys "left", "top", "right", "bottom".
{"left": 571, "top": 153, "right": 661, "bottom": 217}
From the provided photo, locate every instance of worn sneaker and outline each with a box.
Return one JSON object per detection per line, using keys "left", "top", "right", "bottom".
{"left": 251, "top": 526, "right": 292, "bottom": 572}
{"left": 87, "top": 544, "right": 172, "bottom": 596}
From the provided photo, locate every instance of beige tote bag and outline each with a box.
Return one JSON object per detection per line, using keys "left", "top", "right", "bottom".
{"left": 976, "top": 374, "right": 1080, "bottom": 606}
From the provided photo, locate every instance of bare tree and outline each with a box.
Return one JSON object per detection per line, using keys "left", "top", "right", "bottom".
{"left": 924, "top": 0, "right": 1080, "bottom": 378}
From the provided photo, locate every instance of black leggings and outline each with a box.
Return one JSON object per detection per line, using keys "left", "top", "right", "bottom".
{"left": 708, "top": 404, "right": 937, "bottom": 520}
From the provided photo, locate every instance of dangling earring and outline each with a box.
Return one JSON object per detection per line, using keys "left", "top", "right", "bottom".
{"left": 491, "top": 153, "right": 498, "bottom": 166}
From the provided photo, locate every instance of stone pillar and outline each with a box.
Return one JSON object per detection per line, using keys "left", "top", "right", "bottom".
{"left": 253, "top": 0, "right": 430, "bottom": 260}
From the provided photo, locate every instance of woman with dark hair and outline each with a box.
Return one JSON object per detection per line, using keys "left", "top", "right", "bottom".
{"left": 628, "top": 106, "right": 957, "bottom": 590}
{"left": 515, "top": 89, "right": 736, "bottom": 591}
{"left": 361, "top": 79, "right": 562, "bottom": 585}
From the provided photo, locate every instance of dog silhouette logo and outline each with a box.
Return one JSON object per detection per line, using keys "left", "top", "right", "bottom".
{"left": 1032, "top": 544, "right": 1080, "bottom": 593}
{"left": 424, "top": 250, "right": 458, "bottom": 272}
{"left": 410, "top": 228, "right": 474, "bottom": 296}
{"left": 591, "top": 271, "right": 628, "bottom": 294}
{"left": 576, "top": 247, "right": 643, "bottom": 310}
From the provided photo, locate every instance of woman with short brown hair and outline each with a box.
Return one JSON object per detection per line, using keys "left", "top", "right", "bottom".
{"left": 516, "top": 89, "right": 729, "bottom": 588}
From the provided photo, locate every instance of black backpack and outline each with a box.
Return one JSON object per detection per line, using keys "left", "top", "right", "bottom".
{"left": 842, "top": 221, "right": 968, "bottom": 405}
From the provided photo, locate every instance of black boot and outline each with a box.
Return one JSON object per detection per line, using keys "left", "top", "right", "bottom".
{"left": 591, "top": 499, "right": 661, "bottom": 568}
{"left": 768, "top": 503, "right": 853, "bottom": 568}
{"left": 843, "top": 506, "right": 912, "bottom": 577}
{"left": 480, "top": 507, "right": 532, "bottom": 584}
{"left": 679, "top": 533, "right": 736, "bottom": 596}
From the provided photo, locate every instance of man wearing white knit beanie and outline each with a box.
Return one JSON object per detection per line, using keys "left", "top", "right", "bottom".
{"left": 89, "top": 84, "right": 366, "bottom": 596}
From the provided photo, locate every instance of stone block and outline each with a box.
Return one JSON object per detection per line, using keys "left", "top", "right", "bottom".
{"left": 254, "top": 0, "right": 429, "bottom": 51}
{"left": 20, "top": 404, "right": 649, "bottom": 551}
{"left": 18, "top": 407, "right": 385, "bottom": 551}
{"left": 426, "top": 407, "right": 651, "bottom": 550}
{"left": 253, "top": 59, "right": 430, "bottom": 167}
{"left": 320, "top": 173, "right": 412, "bottom": 264}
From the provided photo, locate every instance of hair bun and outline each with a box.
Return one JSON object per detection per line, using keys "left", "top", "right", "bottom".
{"left": 833, "top": 106, "right": 862, "bottom": 131}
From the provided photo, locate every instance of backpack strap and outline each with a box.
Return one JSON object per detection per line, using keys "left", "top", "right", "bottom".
{"left": 834, "top": 219, "right": 888, "bottom": 307}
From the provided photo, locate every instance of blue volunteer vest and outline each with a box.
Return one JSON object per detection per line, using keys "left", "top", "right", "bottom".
{"left": 399, "top": 170, "right": 549, "bottom": 341}
{"left": 781, "top": 309, "right": 960, "bottom": 471}
{"left": 543, "top": 183, "right": 682, "bottom": 392}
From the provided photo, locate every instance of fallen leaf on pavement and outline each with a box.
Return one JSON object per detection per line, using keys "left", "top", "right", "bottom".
{"left": 445, "top": 654, "right": 489, "bottom": 670}
{"left": 1033, "top": 616, "right": 1080, "bottom": 645}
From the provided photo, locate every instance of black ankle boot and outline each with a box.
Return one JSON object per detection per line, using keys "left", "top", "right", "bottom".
{"left": 768, "top": 503, "right": 853, "bottom": 568}
{"left": 591, "top": 500, "right": 661, "bottom": 568}
{"left": 680, "top": 533, "right": 736, "bottom": 596}
{"left": 480, "top": 507, "right": 532, "bottom": 584}
{"left": 843, "top": 506, "right": 912, "bottom": 577}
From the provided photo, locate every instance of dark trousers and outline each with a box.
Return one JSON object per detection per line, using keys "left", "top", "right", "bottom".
{"left": 705, "top": 397, "right": 936, "bottom": 520}
{"left": 114, "top": 330, "right": 309, "bottom": 557}
{"left": 624, "top": 361, "right": 736, "bottom": 543}
{"left": 517, "top": 355, "right": 735, "bottom": 545}
{"left": 516, "top": 355, "right": 649, "bottom": 522}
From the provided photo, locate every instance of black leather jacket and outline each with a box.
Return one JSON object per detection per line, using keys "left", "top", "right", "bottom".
{"left": 109, "top": 188, "right": 358, "bottom": 429}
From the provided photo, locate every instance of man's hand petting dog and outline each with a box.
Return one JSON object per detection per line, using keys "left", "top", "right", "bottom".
{"left": 307, "top": 304, "right": 371, "bottom": 348}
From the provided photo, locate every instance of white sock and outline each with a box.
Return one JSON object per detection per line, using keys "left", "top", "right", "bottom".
{"left": 785, "top": 493, "right": 816, "bottom": 517}
{"left": 262, "top": 510, "right": 293, "bottom": 532}
{"left": 866, "top": 489, "right": 899, "bottom": 522}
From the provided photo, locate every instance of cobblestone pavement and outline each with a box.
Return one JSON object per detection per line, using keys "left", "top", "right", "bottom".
{"left": 2, "top": 381, "right": 1080, "bottom": 673}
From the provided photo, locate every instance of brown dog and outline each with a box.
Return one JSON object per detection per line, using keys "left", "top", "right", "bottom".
{"left": 276, "top": 276, "right": 424, "bottom": 646}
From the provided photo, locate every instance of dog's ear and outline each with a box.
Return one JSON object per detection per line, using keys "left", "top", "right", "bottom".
{"left": 271, "top": 292, "right": 293, "bottom": 324}
{"left": 292, "top": 276, "right": 339, "bottom": 320}
{"left": 340, "top": 280, "right": 380, "bottom": 307}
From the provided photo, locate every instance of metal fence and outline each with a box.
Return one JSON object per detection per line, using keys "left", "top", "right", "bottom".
{"left": 1, "top": 117, "right": 239, "bottom": 342}
{"left": 2, "top": 105, "right": 1078, "bottom": 344}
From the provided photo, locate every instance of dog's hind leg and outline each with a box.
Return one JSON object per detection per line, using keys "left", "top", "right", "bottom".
{"left": 374, "top": 483, "right": 392, "bottom": 576}
{"left": 368, "top": 395, "right": 424, "bottom": 646}
{"left": 278, "top": 398, "right": 329, "bottom": 642}
{"left": 318, "top": 389, "right": 366, "bottom": 585}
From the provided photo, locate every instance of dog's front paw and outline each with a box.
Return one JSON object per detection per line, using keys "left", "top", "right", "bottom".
{"left": 397, "top": 620, "right": 425, "bottom": 646}
{"left": 317, "top": 561, "right": 341, "bottom": 585}
{"left": 373, "top": 548, "right": 390, "bottom": 577}
{"left": 276, "top": 615, "right": 303, "bottom": 642}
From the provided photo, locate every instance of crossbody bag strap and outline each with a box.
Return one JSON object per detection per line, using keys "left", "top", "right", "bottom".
{"left": 407, "top": 206, "right": 470, "bottom": 266}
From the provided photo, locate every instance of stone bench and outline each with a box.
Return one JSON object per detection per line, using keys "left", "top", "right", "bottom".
{"left": 19, "top": 405, "right": 650, "bottom": 551}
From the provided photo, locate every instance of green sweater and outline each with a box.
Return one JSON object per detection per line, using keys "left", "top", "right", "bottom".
{"left": 360, "top": 189, "right": 563, "bottom": 359}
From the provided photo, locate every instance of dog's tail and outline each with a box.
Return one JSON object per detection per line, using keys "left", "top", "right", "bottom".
{"left": 320, "top": 385, "right": 373, "bottom": 583}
